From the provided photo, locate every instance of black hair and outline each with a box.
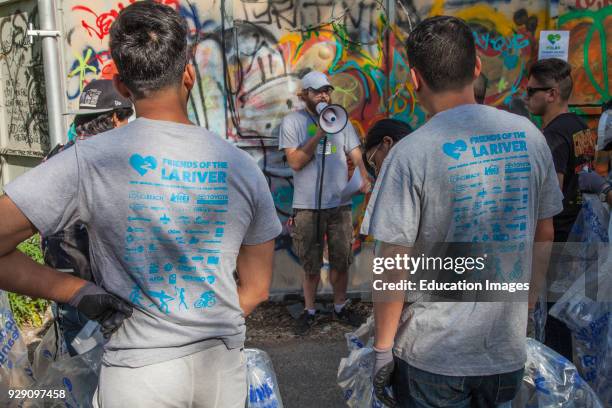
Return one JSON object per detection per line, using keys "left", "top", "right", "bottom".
{"left": 109, "top": 1, "right": 189, "bottom": 99}
{"left": 528, "top": 58, "right": 573, "bottom": 101}
{"left": 74, "top": 107, "right": 134, "bottom": 137}
{"left": 406, "top": 16, "right": 476, "bottom": 93}
{"left": 362, "top": 119, "right": 412, "bottom": 175}
{"left": 363, "top": 118, "right": 413, "bottom": 152}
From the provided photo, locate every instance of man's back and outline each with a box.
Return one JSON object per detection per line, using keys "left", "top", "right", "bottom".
{"left": 364, "top": 104, "right": 562, "bottom": 375}
{"left": 5, "top": 118, "right": 281, "bottom": 367}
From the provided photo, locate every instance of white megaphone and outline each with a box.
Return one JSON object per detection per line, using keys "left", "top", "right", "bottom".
{"left": 316, "top": 102, "right": 348, "bottom": 134}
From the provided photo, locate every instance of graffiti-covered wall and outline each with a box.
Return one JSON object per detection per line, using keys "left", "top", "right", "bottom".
{"left": 0, "top": 0, "right": 48, "bottom": 157}
{"left": 0, "top": 0, "right": 50, "bottom": 190}
{"left": 61, "top": 0, "right": 532, "bottom": 132}
{"left": 5, "top": 0, "right": 604, "bottom": 290}
{"left": 59, "top": 0, "right": 610, "bottom": 291}
{"left": 60, "top": 0, "right": 610, "bottom": 130}
{"left": 558, "top": 0, "right": 610, "bottom": 105}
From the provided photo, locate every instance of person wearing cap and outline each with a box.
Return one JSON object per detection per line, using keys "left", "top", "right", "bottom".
{"left": 69, "top": 79, "right": 134, "bottom": 140}
{"left": 42, "top": 79, "right": 134, "bottom": 356}
{"left": 279, "top": 70, "right": 371, "bottom": 335}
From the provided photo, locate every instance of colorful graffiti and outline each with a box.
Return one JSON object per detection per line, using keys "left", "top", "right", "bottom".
{"left": 58, "top": 0, "right": 607, "bottom": 289}
{"left": 402, "top": 0, "right": 546, "bottom": 108}
{"left": 62, "top": 0, "right": 562, "bottom": 138}
{"left": 558, "top": 0, "right": 611, "bottom": 105}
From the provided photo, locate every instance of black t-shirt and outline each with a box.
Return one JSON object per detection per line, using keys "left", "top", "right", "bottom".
{"left": 543, "top": 112, "right": 593, "bottom": 241}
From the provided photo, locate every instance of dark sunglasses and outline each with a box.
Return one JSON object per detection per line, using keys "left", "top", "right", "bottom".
{"left": 526, "top": 86, "right": 553, "bottom": 97}
{"left": 308, "top": 87, "right": 333, "bottom": 95}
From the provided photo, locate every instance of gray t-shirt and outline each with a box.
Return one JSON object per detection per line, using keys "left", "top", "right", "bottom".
{"left": 279, "top": 109, "right": 361, "bottom": 209}
{"left": 361, "top": 104, "right": 563, "bottom": 376}
{"left": 5, "top": 118, "right": 282, "bottom": 368}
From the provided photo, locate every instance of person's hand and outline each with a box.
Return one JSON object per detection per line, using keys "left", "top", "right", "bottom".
{"left": 360, "top": 172, "right": 374, "bottom": 194}
{"left": 578, "top": 172, "right": 608, "bottom": 194}
{"left": 360, "top": 177, "right": 372, "bottom": 194}
{"left": 68, "top": 282, "right": 133, "bottom": 338}
{"left": 372, "top": 346, "right": 397, "bottom": 407}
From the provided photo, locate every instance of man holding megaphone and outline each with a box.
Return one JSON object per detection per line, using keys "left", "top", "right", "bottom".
{"left": 279, "top": 71, "right": 371, "bottom": 335}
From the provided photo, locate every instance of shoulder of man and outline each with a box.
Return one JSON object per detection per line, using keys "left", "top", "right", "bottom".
{"left": 562, "top": 111, "right": 588, "bottom": 126}
{"left": 545, "top": 112, "right": 585, "bottom": 133}
{"left": 497, "top": 110, "right": 555, "bottom": 154}
{"left": 543, "top": 119, "right": 573, "bottom": 147}
{"left": 282, "top": 109, "right": 306, "bottom": 123}
{"left": 341, "top": 120, "right": 360, "bottom": 139}
{"left": 388, "top": 119, "right": 435, "bottom": 156}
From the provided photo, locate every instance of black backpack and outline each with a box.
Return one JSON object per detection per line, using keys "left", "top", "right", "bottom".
{"left": 40, "top": 142, "right": 94, "bottom": 283}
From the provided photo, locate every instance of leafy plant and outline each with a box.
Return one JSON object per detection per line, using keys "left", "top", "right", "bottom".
{"left": 16, "top": 235, "right": 44, "bottom": 264}
{"left": 8, "top": 235, "right": 50, "bottom": 327}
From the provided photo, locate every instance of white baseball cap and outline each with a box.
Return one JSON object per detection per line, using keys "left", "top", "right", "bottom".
{"left": 301, "top": 71, "right": 334, "bottom": 91}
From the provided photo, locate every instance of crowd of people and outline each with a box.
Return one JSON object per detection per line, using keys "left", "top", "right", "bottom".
{"left": 0, "top": 1, "right": 609, "bottom": 407}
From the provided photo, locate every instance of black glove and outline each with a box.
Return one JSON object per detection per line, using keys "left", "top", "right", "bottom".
{"left": 373, "top": 347, "right": 397, "bottom": 407}
{"left": 68, "top": 282, "right": 133, "bottom": 338}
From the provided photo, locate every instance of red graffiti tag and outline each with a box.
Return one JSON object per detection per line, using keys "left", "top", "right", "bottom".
{"left": 73, "top": 0, "right": 181, "bottom": 40}
{"left": 575, "top": 0, "right": 610, "bottom": 9}
{"left": 72, "top": 2, "right": 134, "bottom": 40}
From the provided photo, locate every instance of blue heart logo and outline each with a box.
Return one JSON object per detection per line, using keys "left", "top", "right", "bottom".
{"left": 129, "top": 154, "right": 157, "bottom": 176}
{"left": 443, "top": 140, "right": 468, "bottom": 160}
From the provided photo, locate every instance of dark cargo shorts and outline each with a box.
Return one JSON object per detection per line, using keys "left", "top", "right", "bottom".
{"left": 291, "top": 205, "right": 354, "bottom": 275}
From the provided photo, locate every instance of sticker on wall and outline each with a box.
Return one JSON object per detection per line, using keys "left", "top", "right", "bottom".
{"left": 538, "top": 31, "right": 570, "bottom": 61}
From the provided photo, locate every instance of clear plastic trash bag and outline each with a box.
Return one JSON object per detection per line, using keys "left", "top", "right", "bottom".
{"left": 512, "top": 338, "right": 604, "bottom": 407}
{"left": 21, "top": 345, "right": 103, "bottom": 408}
{"left": 338, "top": 346, "right": 386, "bottom": 408}
{"left": 0, "top": 291, "right": 35, "bottom": 407}
{"left": 338, "top": 317, "right": 389, "bottom": 408}
{"left": 338, "top": 321, "right": 603, "bottom": 407}
{"left": 550, "top": 194, "right": 609, "bottom": 297}
{"left": 549, "top": 261, "right": 612, "bottom": 407}
{"left": 31, "top": 324, "right": 69, "bottom": 380}
{"left": 245, "top": 348, "right": 284, "bottom": 408}
{"left": 567, "top": 194, "right": 610, "bottom": 244}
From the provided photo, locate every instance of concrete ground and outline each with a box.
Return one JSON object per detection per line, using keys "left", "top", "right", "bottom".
{"left": 247, "top": 338, "right": 348, "bottom": 408}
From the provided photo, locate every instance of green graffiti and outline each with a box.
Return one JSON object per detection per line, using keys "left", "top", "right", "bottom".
{"left": 559, "top": 7, "right": 611, "bottom": 101}
{"left": 68, "top": 48, "right": 98, "bottom": 93}
{"left": 294, "top": 28, "right": 320, "bottom": 60}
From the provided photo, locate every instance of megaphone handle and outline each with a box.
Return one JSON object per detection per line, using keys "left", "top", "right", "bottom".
{"left": 316, "top": 135, "right": 328, "bottom": 244}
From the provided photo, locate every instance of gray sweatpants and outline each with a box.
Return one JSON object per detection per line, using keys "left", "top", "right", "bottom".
{"left": 93, "top": 344, "right": 246, "bottom": 408}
